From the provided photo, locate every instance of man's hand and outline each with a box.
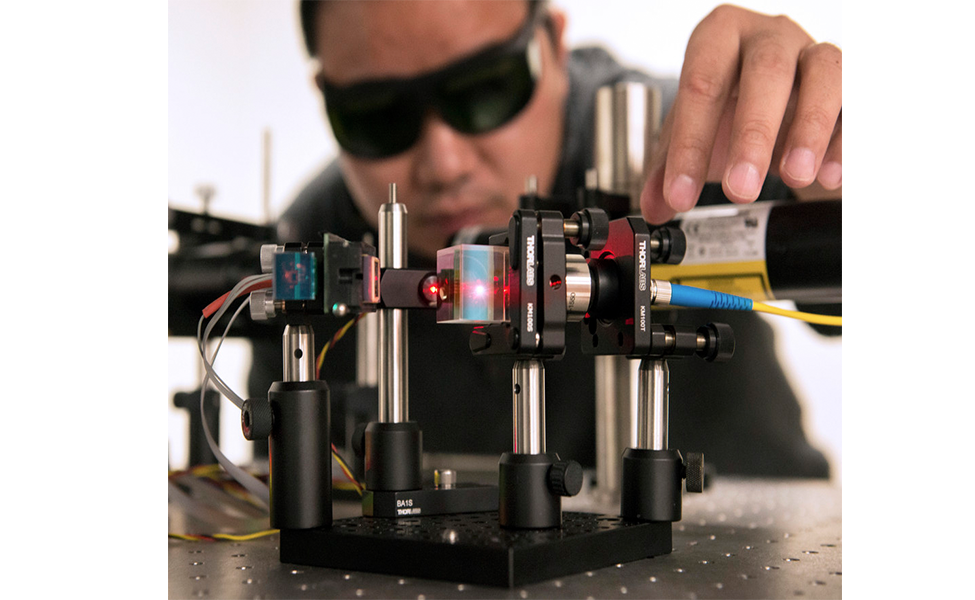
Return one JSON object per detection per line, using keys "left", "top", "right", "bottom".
{"left": 641, "top": 5, "right": 841, "bottom": 224}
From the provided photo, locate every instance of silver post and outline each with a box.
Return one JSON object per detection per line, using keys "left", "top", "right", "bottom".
{"left": 282, "top": 324, "right": 315, "bottom": 383}
{"left": 593, "top": 82, "right": 663, "bottom": 502}
{"left": 594, "top": 81, "right": 662, "bottom": 210}
{"left": 512, "top": 359, "right": 546, "bottom": 454}
{"left": 356, "top": 232, "right": 378, "bottom": 388}
{"left": 594, "top": 356, "right": 642, "bottom": 501}
{"left": 378, "top": 185, "right": 409, "bottom": 423}
{"left": 637, "top": 359, "right": 669, "bottom": 450}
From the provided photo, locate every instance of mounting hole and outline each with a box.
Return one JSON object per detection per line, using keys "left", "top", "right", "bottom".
{"left": 549, "top": 275, "right": 562, "bottom": 290}
{"left": 514, "top": 384, "right": 521, "bottom": 394}
{"left": 294, "top": 349, "right": 303, "bottom": 359}
{"left": 592, "top": 334, "right": 599, "bottom": 348}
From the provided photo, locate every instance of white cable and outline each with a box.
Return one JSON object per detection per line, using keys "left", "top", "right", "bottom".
{"left": 197, "top": 274, "right": 268, "bottom": 406}
{"left": 195, "top": 277, "right": 272, "bottom": 506}
{"left": 198, "top": 274, "right": 271, "bottom": 408}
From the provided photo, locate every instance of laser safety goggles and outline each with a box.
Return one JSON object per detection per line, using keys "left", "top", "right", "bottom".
{"left": 315, "top": 7, "right": 546, "bottom": 159}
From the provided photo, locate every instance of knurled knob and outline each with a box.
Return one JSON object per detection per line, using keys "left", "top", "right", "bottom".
{"left": 697, "top": 322, "right": 735, "bottom": 362}
{"left": 684, "top": 451, "right": 705, "bottom": 493}
{"left": 241, "top": 398, "right": 273, "bottom": 441}
{"left": 548, "top": 460, "right": 584, "bottom": 497}
{"left": 352, "top": 422, "right": 368, "bottom": 458}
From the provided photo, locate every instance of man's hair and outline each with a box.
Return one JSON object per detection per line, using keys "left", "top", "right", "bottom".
{"left": 298, "top": 0, "right": 546, "bottom": 58}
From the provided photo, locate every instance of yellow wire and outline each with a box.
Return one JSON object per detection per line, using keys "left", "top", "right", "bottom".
{"left": 169, "top": 530, "right": 279, "bottom": 542}
{"left": 317, "top": 314, "right": 363, "bottom": 373}
{"left": 752, "top": 302, "right": 842, "bottom": 326}
{"left": 212, "top": 529, "right": 279, "bottom": 541}
{"left": 332, "top": 449, "right": 363, "bottom": 496}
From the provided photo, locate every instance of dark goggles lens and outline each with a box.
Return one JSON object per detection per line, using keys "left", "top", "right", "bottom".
{"left": 320, "top": 12, "right": 543, "bottom": 159}
{"left": 435, "top": 50, "right": 537, "bottom": 136}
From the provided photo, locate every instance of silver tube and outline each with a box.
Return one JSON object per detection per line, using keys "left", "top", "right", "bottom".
{"left": 378, "top": 192, "right": 409, "bottom": 422}
{"left": 564, "top": 254, "right": 592, "bottom": 321}
{"left": 594, "top": 356, "right": 641, "bottom": 499}
{"left": 357, "top": 232, "right": 379, "bottom": 387}
{"left": 637, "top": 359, "right": 669, "bottom": 450}
{"left": 594, "top": 355, "right": 618, "bottom": 497}
{"left": 378, "top": 309, "right": 408, "bottom": 422}
{"left": 356, "top": 311, "right": 379, "bottom": 388}
{"left": 512, "top": 359, "right": 546, "bottom": 454}
{"left": 380, "top": 186, "right": 407, "bottom": 269}
{"left": 594, "top": 82, "right": 662, "bottom": 211}
{"left": 282, "top": 324, "right": 315, "bottom": 383}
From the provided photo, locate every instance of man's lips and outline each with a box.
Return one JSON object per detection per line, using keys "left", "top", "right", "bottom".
{"left": 417, "top": 207, "right": 496, "bottom": 228}
{"left": 415, "top": 207, "right": 487, "bottom": 233}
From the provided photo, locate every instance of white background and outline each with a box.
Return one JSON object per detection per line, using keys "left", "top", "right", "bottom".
{"left": 168, "top": 0, "right": 844, "bottom": 477}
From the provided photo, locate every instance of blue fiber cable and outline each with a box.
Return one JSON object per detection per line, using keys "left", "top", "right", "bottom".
{"left": 669, "top": 284, "right": 753, "bottom": 311}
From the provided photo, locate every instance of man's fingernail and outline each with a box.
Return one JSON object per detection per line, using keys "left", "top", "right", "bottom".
{"left": 727, "top": 162, "right": 761, "bottom": 200}
{"left": 668, "top": 174, "right": 698, "bottom": 212}
{"left": 783, "top": 148, "right": 816, "bottom": 184}
{"left": 819, "top": 161, "right": 842, "bottom": 189}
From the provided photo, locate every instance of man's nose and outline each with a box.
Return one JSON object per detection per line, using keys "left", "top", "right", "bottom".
{"left": 412, "top": 112, "right": 476, "bottom": 191}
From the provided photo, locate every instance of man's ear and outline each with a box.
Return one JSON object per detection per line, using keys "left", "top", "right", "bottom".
{"left": 308, "top": 58, "right": 324, "bottom": 93}
{"left": 546, "top": 8, "right": 569, "bottom": 66}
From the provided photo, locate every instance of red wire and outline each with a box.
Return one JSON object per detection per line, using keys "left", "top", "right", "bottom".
{"left": 202, "top": 279, "right": 272, "bottom": 319}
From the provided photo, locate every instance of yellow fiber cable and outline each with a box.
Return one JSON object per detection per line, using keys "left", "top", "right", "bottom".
{"left": 752, "top": 302, "right": 842, "bottom": 327}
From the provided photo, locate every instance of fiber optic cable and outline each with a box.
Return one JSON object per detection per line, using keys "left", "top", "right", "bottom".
{"left": 651, "top": 279, "right": 842, "bottom": 327}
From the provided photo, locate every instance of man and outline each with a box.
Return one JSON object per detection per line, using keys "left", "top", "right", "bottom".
{"left": 256, "top": 0, "right": 839, "bottom": 477}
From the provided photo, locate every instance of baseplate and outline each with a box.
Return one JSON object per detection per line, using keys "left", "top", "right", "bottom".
{"left": 280, "top": 511, "right": 672, "bottom": 587}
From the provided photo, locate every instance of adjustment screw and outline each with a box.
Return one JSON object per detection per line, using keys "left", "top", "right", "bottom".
{"left": 352, "top": 422, "right": 368, "bottom": 458}
{"left": 241, "top": 398, "right": 273, "bottom": 441}
{"left": 698, "top": 322, "right": 735, "bottom": 362}
{"left": 684, "top": 452, "right": 705, "bottom": 493}
{"left": 434, "top": 469, "right": 456, "bottom": 489}
{"left": 548, "top": 460, "right": 584, "bottom": 497}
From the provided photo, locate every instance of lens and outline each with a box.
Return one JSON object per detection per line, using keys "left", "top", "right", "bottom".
{"left": 436, "top": 51, "right": 536, "bottom": 135}
{"left": 326, "top": 89, "right": 424, "bottom": 159}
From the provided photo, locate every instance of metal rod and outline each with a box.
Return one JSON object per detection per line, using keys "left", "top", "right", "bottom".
{"left": 282, "top": 324, "right": 315, "bottom": 383}
{"left": 594, "top": 82, "right": 662, "bottom": 209}
{"left": 512, "top": 359, "right": 546, "bottom": 454}
{"left": 356, "top": 312, "right": 379, "bottom": 388}
{"left": 356, "top": 232, "right": 378, "bottom": 388}
{"left": 637, "top": 358, "right": 669, "bottom": 450}
{"left": 378, "top": 188, "right": 409, "bottom": 422}
{"left": 262, "top": 128, "right": 272, "bottom": 225}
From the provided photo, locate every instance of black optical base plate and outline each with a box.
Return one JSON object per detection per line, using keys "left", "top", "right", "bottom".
{"left": 280, "top": 511, "right": 672, "bottom": 588}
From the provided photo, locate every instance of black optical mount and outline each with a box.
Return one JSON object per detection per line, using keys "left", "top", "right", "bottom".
{"left": 473, "top": 200, "right": 734, "bottom": 528}
{"left": 242, "top": 324, "right": 333, "bottom": 531}
{"left": 580, "top": 215, "right": 734, "bottom": 523}
{"left": 469, "top": 205, "right": 617, "bottom": 529}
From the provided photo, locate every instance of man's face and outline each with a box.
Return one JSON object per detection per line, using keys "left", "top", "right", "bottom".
{"left": 314, "top": 0, "right": 569, "bottom": 259}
